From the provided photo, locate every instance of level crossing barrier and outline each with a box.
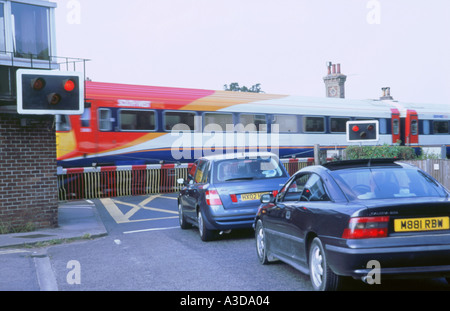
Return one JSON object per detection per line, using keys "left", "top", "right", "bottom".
{"left": 57, "top": 158, "right": 316, "bottom": 201}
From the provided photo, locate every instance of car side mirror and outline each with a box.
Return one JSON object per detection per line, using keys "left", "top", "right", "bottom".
{"left": 260, "top": 194, "right": 275, "bottom": 204}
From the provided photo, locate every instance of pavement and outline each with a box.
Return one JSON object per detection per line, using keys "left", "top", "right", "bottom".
{"left": 0, "top": 200, "right": 108, "bottom": 249}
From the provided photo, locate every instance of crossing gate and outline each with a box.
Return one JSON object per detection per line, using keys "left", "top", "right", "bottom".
{"left": 57, "top": 163, "right": 193, "bottom": 201}
{"left": 57, "top": 158, "right": 316, "bottom": 201}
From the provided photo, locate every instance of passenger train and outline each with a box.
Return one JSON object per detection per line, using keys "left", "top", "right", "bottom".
{"left": 56, "top": 81, "right": 450, "bottom": 168}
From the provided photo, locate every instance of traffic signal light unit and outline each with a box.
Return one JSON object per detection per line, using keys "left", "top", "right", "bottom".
{"left": 16, "top": 69, "right": 84, "bottom": 115}
{"left": 346, "top": 120, "right": 379, "bottom": 143}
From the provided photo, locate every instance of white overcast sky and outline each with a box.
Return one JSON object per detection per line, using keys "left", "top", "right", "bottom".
{"left": 54, "top": 0, "right": 450, "bottom": 106}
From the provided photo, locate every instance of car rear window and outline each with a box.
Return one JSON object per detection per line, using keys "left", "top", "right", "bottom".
{"left": 330, "top": 167, "right": 447, "bottom": 201}
{"left": 214, "top": 156, "right": 287, "bottom": 182}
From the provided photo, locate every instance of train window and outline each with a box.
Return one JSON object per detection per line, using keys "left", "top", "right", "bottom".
{"left": 411, "top": 119, "right": 418, "bottom": 135}
{"left": 330, "top": 118, "right": 349, "bottom": 133}
{"left": 379, "top": 119, "right": 387, "bottom": 134}
{"left": 393, "top": 119, "right": 399, "bottom": 135}
{"left": 55, "top": 115, "right": 71, "bottom": 132}
{"left": 433, "top": 121, "right": 449, "bottom": 134}
{"left": 80, "top": 107, "right": 91, "bottom": 128}
{"left": 204, "top": 113, "right": 233, "bottom": 132}
{"left": 98, "top": 108, "right": 113, "bottom": 131}
{"left": 304, "top": 117, "right": 325, "bottom": 133}
{"left": 164, "top": 111, "right": 196, "bottom": 131}
{"left": 423, "top": 120, "right": 430, "bottom": 135}
{"left": 239, "top": 114, "right": 267, "bottom": 132}
{"left": 272, "top": 115, "right": 298, "bottom": 133}
{"left": 119, "top": 109, "right": 156, "bottom": 131}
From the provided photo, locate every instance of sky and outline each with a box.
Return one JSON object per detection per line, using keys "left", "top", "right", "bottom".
{"left": 54, "top": 0, "right": 450, "bottom": 106}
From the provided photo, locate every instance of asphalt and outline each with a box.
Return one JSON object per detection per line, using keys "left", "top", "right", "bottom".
{"left": 0, "top": 200, "right": 108, "bottom": 249}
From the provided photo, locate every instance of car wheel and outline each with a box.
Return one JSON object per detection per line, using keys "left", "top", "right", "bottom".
{"left": 309, "top": 237, "right": 341, "bottom": 291}
{"left": 197, "top": 209, "right": 217, "bottom": 241}
{"left": 178, "top": 202, "right": 191, "bottom": 229}
{"left": 255, "top": 220, "right": 270, "bottom": 265}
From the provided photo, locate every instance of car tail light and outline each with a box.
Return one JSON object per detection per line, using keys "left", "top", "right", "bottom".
{"left": 342, "top": 216, "right": 390, "bottom": 239}
{"left": 206, "top": 190, "right": 223, "bottom": 206}
{"left": 230, "top": 194, "right": 238, "bottom": 203}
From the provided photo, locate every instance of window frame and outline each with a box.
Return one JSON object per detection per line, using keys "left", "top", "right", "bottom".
{"left": 98, "top": 108, "right": 113, "bottom": 132}
{"left": 303, "top": 116, "right": 326, "bottom": 133}
{"left": 271, "top": 114, "right": 299, "bottom": 133}
{"left": 118, "top": 108, "right": 157, "bottom": 132}
{"left": 329, "top": 117, "right": 350, "bottom": 133}
{"left": 203, "top": 112, "right": 234, "bottom": 132}
{"left": 238, "top": 113, "right": 267, "bottom": 132}
{"left": 433, "top": 120, "right": 449, "bottom": 134}
{"left": 163, "top": 110, "right": 197, "bottom": 132}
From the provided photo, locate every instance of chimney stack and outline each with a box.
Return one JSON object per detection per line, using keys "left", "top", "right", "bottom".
{"left": 380, "top": 87, "right": 394, "bottom": 100}
{"left": 323, "top": 62, "right": 347, "bottom": 98}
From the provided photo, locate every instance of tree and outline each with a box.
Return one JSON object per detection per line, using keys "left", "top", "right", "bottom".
{"left": 224, "top": 82, "right": 264, "bottom": 93}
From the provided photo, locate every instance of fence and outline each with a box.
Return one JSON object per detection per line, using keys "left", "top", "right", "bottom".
{"left": 401, "top": 159, "right": 450, "bottom": 191}
{"left": 58, "top": 163, "right": 193, "bottom": 201}
{"left": 57, "top": 158, "right": 449, "bottom": 201}
{"left": 57, "top": 158, "right": 316, "bottom": 201}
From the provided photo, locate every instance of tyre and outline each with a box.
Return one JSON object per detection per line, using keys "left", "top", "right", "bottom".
{"left": 197, "top": 209, "right": 218, "bottom": 241}
{"left": 178, "top": 202, "right": 191, "bottom": 229}
{"left": 255, "top": 220, "right": 270, "bottom": 265}
{"left": 308, "top": 237, "right": 341, "bottom": 291}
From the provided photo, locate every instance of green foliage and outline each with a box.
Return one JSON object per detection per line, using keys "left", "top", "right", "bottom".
{"left": 224, "top": 82, "right": 264, "bottom": 93}
{"left": 345, "top": 144, "right": 417, "bottom": 160}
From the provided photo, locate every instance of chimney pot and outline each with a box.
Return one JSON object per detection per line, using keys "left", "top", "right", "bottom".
{"left": 337, "top": 64, "right": 341, "bottom": 74}
{"left": 332, "top": 64, "right": 336, "bottom": 74}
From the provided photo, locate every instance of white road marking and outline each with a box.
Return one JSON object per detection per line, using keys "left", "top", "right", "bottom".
{"left": 123, "top": 226, "right": 180, "bottom": 235}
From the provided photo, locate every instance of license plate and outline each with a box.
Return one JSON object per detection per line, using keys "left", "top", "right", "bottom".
{"left": 394, "top": 217, "right": 450, "bottom": 232}
{"left": 240, "top": 192, "right": 269, "bottom": 201}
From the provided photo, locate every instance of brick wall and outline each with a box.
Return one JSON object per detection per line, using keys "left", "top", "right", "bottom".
{"left": 0, "top": 113, "right": 58, "bottom": 232}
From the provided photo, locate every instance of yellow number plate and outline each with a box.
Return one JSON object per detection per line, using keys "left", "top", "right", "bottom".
{"left": 394, "top": 217, "right": 450, "bottom": 232}
{"left": 241, "top": 192, "right": 269, "bottom": 201}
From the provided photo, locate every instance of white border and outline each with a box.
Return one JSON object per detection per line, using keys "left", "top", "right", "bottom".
{"left": 16, "top": 69, "right": 84, "bottom": 115}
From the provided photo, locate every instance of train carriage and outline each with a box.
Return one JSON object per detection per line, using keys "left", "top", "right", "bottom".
{"left": 56, "top": 81, "right": 450, "bottom": 168}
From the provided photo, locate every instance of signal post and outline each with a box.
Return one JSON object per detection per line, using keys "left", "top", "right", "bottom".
{"left": 0, "top": 0, "right": 85, "bottom": 232}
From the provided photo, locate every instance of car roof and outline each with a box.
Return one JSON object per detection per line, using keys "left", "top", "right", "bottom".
{"left": 199, "top": 152, "right": 280, "bottom": 162}
{"left": 321, "top": 158, "right": 409, "bottom": 171}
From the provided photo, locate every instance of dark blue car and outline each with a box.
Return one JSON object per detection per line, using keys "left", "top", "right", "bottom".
{"left": 177, "top": 152, "right": 289, "bottom": 241}
{"left": 255, "top": 158, "right": 450, "bottom": 290}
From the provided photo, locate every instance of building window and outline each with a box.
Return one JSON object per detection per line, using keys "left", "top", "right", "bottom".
{"left": 304, "top": 116, "right": 325, "bottom": 133}
{"left": 0, "top": 3, "right": 5, "bottom": 53}
{"left": 164, "top": 111, "right": 196, "bottom": 131}
{"left": 272, "top": 115, "right": 298, "bottom": 133}
{"left": 11, "top": 2, "right": 51, "bottom": 60}
{"left": 119, "top": 109, "right": 156, "bottom": 131}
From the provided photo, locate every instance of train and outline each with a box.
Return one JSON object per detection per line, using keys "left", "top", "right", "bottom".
{"left": 56, "top": 81, "right": 450, "bottom": 168}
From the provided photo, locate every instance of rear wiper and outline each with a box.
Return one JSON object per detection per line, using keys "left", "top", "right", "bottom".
{"left": 225, "top": 177, "right": 255, "bottom": 181}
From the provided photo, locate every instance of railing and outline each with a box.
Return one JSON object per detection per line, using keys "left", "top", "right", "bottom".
{"left": 58, "top": 163, "right": 193, "bottom": 201}
{"left": 57, "top": 158, "right": 317, "bottom": 201}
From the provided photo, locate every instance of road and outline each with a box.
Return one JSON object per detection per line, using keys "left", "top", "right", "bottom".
{"left": 1, "top": 193, "right": 449, "bottom": 295}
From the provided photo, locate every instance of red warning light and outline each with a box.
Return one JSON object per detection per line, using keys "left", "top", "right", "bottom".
{"left": 63, "top": 79, "right": 76, "bottom": 92}
{"left": 367, "top": 124, "right": 374, "bottom": 131}
{"left": 352, "top": 125, "right": 360, "bottom": 132}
